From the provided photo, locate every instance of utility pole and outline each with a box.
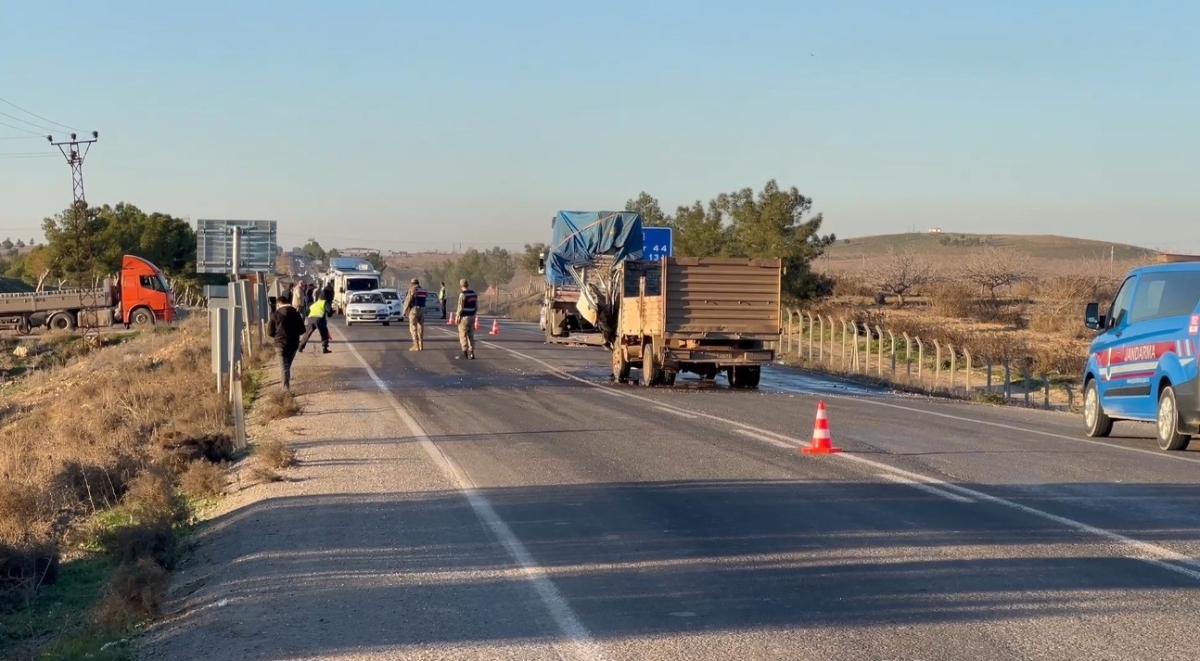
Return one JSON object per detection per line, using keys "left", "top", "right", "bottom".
{"left": 48, "top": 131, "right": 100, "bottom": 346}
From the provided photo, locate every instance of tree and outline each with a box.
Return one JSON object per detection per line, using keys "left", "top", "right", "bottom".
{"left": 15, "top": 239, "right": 25, "bottom": 248}
{"left": 482, "top": 247, "right": 515, "bottom": 291}
{"left": 624, "top": 192, "right": 670, "bottom": 226}
{"left": 713, "top": 180, "right": 836, "bottom": 300}
{"left": 1, "top": 238, "right": 12, "bottom": 250}
{"left": 301, "top": 239, "right": 326, "bottom": 263}
{"left": 670, "top": 201, "right": 728, "bottom": 257}
{"left": 520, "top": 242, "right": 548, "bottom": 274}
{"left": 960, "top": 247, "right": 1036, "bottom": 299}
{"left": 327, "top": 248, "right": 341, "bottom": 259}
{"left": 363, "top": 251, "right": 386, "bottom": 271}
{"left": 876, "top": 247, "right": 937, "bottom": 306}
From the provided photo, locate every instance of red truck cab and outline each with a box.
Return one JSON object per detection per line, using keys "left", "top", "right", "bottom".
{"left": 118, "top": 255, "right": 176, "bottom": 325}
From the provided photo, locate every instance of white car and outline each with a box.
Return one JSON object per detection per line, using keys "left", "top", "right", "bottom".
{"left": 377, "top": 288, "right": 404, "bottom": 320}
{"left": 345, "top": 291, "right": 391, "bottom": 326}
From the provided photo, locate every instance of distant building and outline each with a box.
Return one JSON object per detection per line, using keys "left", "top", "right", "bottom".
{"left": 339, "top": 247, "right": 378, "bottom": 257}
{"left": 927, "top": 228, "right": 943, "bottom": 234}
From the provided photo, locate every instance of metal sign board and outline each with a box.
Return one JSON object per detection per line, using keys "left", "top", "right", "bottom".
{"left": 643, "top": 227, "right": 674, "bottom": 262}
{"left": 196, "top": 219, "right": 278, "bottom": 274}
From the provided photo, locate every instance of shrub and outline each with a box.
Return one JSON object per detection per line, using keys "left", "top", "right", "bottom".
{"left": 260, "top": 387, "right": 301, "bottom": 421}
{"left": 91, "top": 558, "right": 169, "bottom": 633}
{"left": 257, "top": 440, "right": 296, "bottom": 471}
{"left": 178, "top": 461, "right": 225, "bottom": 500}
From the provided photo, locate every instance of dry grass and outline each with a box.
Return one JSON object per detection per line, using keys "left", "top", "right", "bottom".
{"left": 0, "top": 319, "right": 233, "bottom": 652}
{"left": 248, "top": 465, "right": 287, "bottom": 485}
{"left": 260, "top": 387, "right": 302, "bottom": 421}
{"left": 178, "top": 461, "right": 225, "bottom": 500}
{"left": 91, "top": 558, "right": 169, "bottom": 633}
{"left": 257, "top": 440, "right": 296, "bottom": 470}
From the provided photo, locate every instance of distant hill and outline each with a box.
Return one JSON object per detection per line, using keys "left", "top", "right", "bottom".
{"left": 0, "top": 277, "right": 33, "bottom": 294}
{"left": 822, "top": 232, "right": 1156, "bottom": 262}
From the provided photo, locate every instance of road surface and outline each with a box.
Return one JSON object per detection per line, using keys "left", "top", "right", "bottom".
{"left": 144, "top": 318, "right": 1200, "bottom": 661}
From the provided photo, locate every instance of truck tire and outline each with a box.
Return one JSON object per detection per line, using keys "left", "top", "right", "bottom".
{"left": 1157, "top": 385, "right": 1191, "bottom": 451}
{"left": 730, "top": 365, "right": 761, "bottom": 389}
{"left": 641, "top": 342, "right": 660, "bottom": 387}
{"left": 131, "top": 308, "right": 155, "bottom": 327}
{"left": 15, "top": 316, "right": 31, "bottom": 335}
{"left": 48, "top": 312, "right": 75, "bottom": 332}
{"left": 612, "top": 348, "right": 630, "bottom": 383}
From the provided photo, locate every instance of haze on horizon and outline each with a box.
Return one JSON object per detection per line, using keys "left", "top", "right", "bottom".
{"left": 1, "top": 1, "right": 1195, "bottom": 254}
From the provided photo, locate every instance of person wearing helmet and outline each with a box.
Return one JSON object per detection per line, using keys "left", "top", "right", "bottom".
{"left": 402, "top": 277, "right": 428, "bottom": 351}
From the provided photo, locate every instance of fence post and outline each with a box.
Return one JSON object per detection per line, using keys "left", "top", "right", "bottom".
{"left": 817, "top": 315, "right": 824, "bottom": 362}
{"left": 1043, "top": 373, "right": 1051, "bottom": 409}
{"left": 947, "top": 343, "right": 957, "bottom": 392}
{"left": 1021, "top": 364, "right": 1032, "bottom": 407}
{"left": 1003, "top": 356, "right": 1012, "bottom": 402}
{"left": 840, "top": 319, "right": 849, "bottom": 370}
{"left": 889, "top": 330, "right": 897, "bottom": 376}
{"left": 964, "top": 348, "right": 972, "bottom": 393}
{"left": 785, "top": 310, "right": 793, "bottom": 355}
{"left": 933, "top": 339, "right": 942, "bottom": 389}
{"left": 806, "top": 311, "right": 816, "bottom": 359}
{"left": 863, "top": 323, "right": 871, "bottom": 373}
{"left": 851, "top": 322, "right": 861, "bottom": 371}
{"left": 986, "top": 355, "right": 993, "bottom": 392}
{"left": 875, "top": 325, "right": 885, "bottom": 376}
{"left": 903, "top": 333, "right": 912, "bottom": 378}
{"left": 916, "top": 337, "right": 925, "bottom": 382}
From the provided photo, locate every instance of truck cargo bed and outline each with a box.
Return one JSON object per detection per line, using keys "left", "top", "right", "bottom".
{"left": 621, "top": 257, "right": 782, "bottom": 339}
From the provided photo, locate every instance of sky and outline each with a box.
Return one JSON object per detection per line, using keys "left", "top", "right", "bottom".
{"left": 1, "top": 1, "right": 1197, "bottom": 254}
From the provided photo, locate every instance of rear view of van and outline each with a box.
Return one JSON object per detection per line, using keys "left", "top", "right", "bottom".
{"left": 1083, "top": 263, "right": 1200, "bottom": 450}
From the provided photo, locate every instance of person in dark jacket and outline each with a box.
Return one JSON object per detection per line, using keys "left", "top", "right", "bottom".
{"left": 266, "top": 301, "right": 306, "bottom": 390}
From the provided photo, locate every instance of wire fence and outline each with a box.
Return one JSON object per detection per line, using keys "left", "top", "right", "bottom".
{"left": 782, "top": 309, "right": 1082, "bottom": 412}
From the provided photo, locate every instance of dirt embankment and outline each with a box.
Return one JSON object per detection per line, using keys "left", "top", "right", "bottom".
{"left": 1, "top": 320, "right": 233, "bottom": 660}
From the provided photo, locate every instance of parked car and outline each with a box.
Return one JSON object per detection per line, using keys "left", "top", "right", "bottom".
{"left": 345, "top": 291, "right": 391, "bottom": 327}
{"left": 1083, "top": 260, "right": 1200, "bottom": 450}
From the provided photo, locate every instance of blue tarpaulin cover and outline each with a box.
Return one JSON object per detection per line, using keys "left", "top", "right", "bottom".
{"left": 545, "top": 211, "right": 644, "bottom": 287}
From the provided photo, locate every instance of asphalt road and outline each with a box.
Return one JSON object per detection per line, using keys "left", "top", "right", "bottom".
{"left": 228, "top": 317, "right": 1200, "bottom": 659}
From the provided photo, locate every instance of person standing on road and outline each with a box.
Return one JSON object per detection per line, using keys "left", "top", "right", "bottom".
{"left": 267, "top": 299, "right": 306, "bottom": 390}
{"left": 402, "top": 277, "right": 428, "bottom": 351}
{"left": 299, "top": 297, "right": 331, "bottom": 354}
{"left": 292, "top": 280, "right": 307, "bottom": 315}
{"left": 455, "top": 278, "right": 477, "bottom": 360}
{"left": 438, "top": 282, "right": 447, "bottom": 319}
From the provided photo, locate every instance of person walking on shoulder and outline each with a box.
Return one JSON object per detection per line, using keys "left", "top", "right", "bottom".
{"left": 267, "top": 299, "right": 306, "bottom": 390}
{"left": 455, "top": 279, "right": 477, "bottom": 360}
{"left": 438, "top": 281, "right": 447, "bottom": 319}
{"left": 299, "top": 297, "right": 331, "bottom": 354}
{"left": 403, "top": 277, "right": 428, "bottom": 351}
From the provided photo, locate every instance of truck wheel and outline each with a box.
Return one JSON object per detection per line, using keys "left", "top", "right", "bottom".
{"left": 1157, "top": 385, "right": 1191, "bottom": 451}
{"left": 382, "top": 321, "right": 390, "bottom": 327}
{"left": 15, "top": 316, "right": 31, "bottom": 335}
{"left": 131, "top": 308, "right": 155, "bottom": 327}
{"left": 641, "top": 343, "right": 660, "bottom": 387}
{"left": 49, "top": 312, "right": 75, "bottom": 332}
{"left": 612, "top": 348, "right": 630, "bottom": 383}
{"left": 1082, "top": 379, "right": 1113, "bottom": 438}
{"left": 729, "top": 366, "right": 761, "bottom": 389}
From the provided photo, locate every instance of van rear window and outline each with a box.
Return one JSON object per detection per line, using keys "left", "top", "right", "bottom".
{"left": 1129, "top": 271, "right": 1200, "bottom": 323}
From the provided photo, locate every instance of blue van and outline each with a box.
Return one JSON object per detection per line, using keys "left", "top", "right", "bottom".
{"left": 1083, "top": 262, "right": 1200, "bottom": 450}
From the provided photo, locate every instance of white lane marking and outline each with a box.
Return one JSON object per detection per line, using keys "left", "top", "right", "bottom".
{"left": 656, "top": 406, "right": 696, "bottom": 419}
{"left": 464, "top": 332, "right": 1200, "bottom": 583}
{"left": 874, "top": 472, "right": 976, "bottom": 503}
{"left": 733, "top": 428, "right": 793, "bottom": 449}
{"left": 331, "top": 327, "right": 608, "bottom": 661}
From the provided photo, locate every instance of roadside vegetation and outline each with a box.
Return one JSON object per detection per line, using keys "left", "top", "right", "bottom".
{"left": 0, "top": 319, "right": 233, "bottom": 660}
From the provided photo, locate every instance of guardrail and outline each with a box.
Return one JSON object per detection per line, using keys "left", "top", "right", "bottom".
{"left": 781, "top": 309, "right": 1080, "bottom": 411}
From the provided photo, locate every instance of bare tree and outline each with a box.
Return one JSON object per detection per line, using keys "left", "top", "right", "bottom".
{"left": 960, "top": 247, "right": 1037, "bottom": 299}
{"left": 875, "top": 247, "right": 937, "bottom": 307}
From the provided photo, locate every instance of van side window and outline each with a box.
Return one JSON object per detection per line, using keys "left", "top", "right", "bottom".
{"left": 1108, "top": 276, "right": 1136, "bottom": 328}
{"left": 1128, "top": 271, "right": 1200, "bottom": 323}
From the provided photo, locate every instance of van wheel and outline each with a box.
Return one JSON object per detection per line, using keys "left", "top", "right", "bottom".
{"left": 48, "top": 312, "right": 75, "bottom": 332}
{"left": 1157, "top": 386, "right": 1191, "bottom": 451}
{"left": 1083, "top": 380, "right": 1113, "bottom": 438}
{"left": 131, "top": 308, "right": 154, "bottom": 327}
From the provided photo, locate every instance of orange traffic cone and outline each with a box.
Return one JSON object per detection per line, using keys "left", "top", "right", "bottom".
{"left": 489, "top": 318, "right": 500, "bottom": 335}
{"left": 801, "top": 401, "right": 842, "bottom": 454}
{"left": 447, "top": 312, "right": 456, "bottom": 325}
{"left": 474, "top": 315, "right": 481, "bottom": 330}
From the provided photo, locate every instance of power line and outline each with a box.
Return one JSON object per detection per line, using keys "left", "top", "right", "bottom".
{"left": 48, "top": 130, "right": 101, "bottom": 346}
{"left": 0, "top": 109, "right": 53, "bottom": 133}
{"left": 0, "top": 119, "right": 42, "bottom": 136}
{"left": 0, "top": 96, "right": 79, "bottom": 133}
{"left": 0, "top": 135, "right": 42, "bottom": 141}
